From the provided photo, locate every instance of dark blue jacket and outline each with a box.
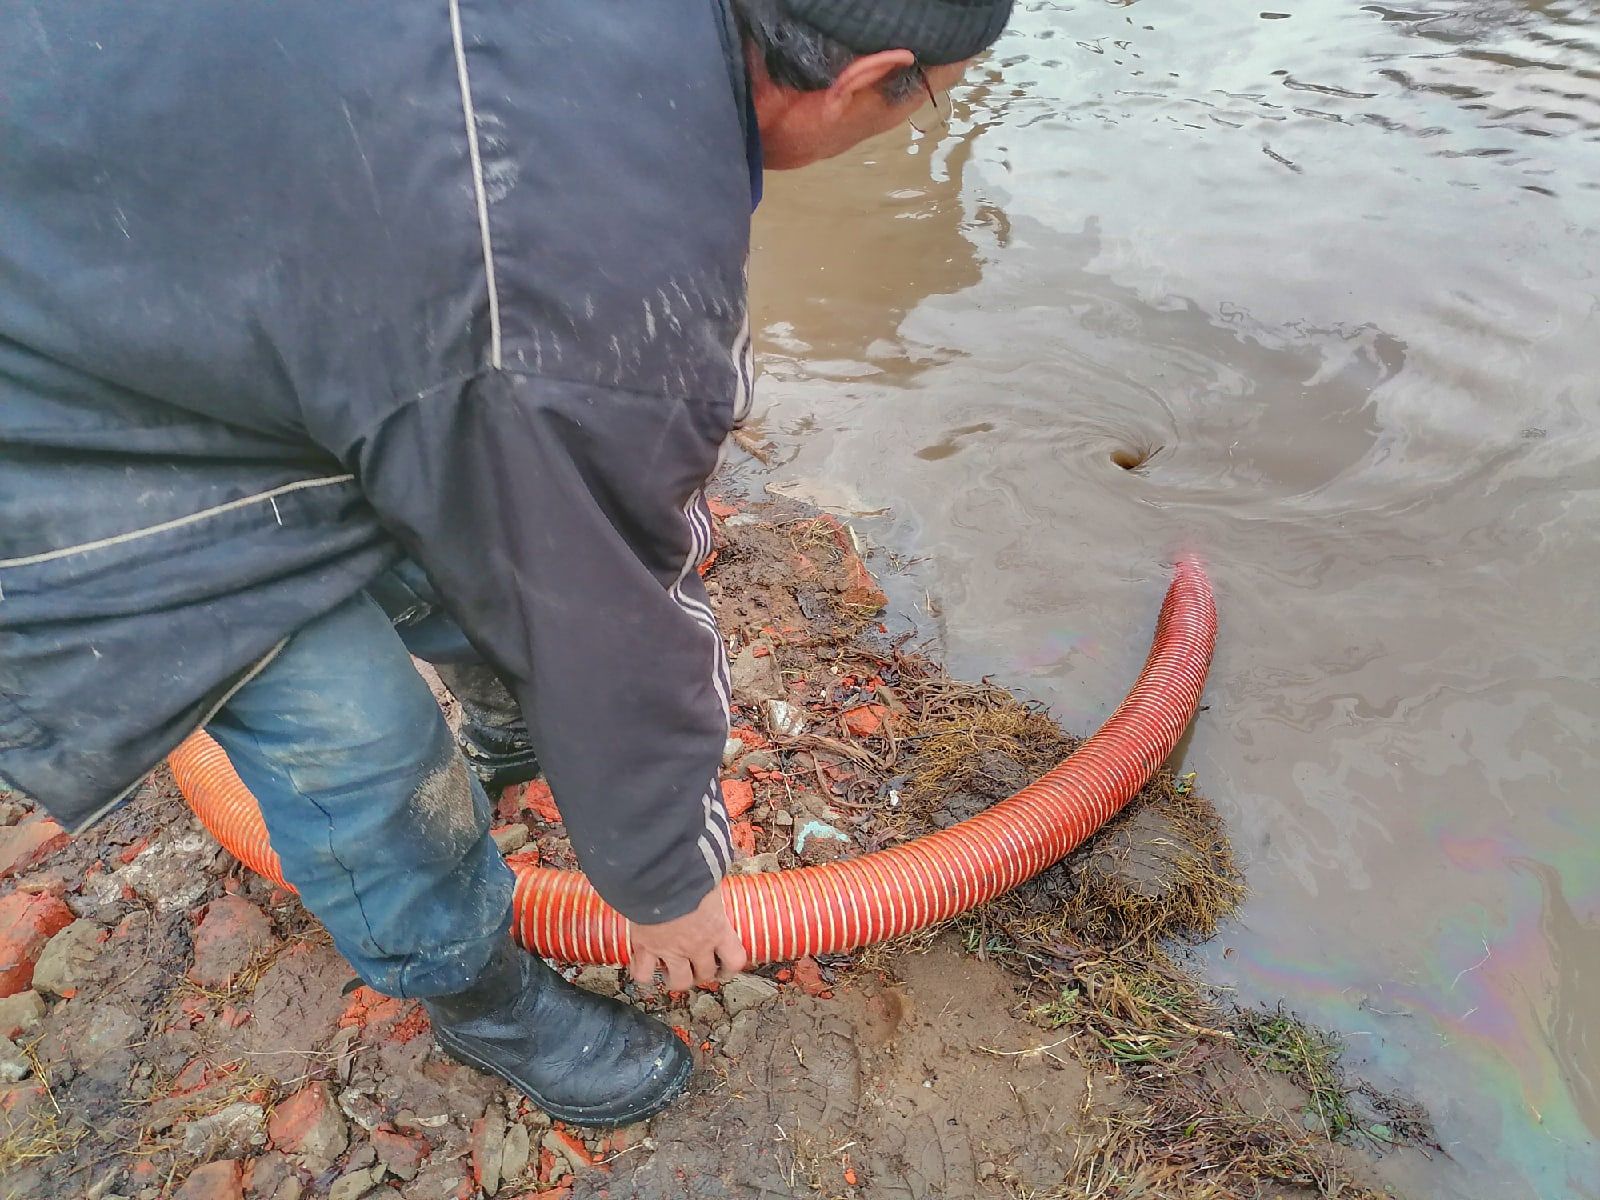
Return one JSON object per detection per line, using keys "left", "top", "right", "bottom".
{"left": 0, "top": 0, "right": 755, "bottom": 923}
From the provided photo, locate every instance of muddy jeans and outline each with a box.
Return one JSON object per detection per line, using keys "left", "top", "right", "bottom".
{"left": 204, "top": 561, "right": 516, "bottom": 998}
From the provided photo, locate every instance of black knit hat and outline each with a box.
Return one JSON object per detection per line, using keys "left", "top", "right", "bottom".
{"left": 787, "top": 0, "right": 1014, "bottom": 66}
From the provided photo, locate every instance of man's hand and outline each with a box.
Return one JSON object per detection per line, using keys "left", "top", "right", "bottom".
{"left": 628, "top": 887, "right": 748, "bottom": 991}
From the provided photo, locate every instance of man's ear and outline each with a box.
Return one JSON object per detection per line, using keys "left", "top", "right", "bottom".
{"left": 824, "top": 48, "right": 917, "bottom": 112}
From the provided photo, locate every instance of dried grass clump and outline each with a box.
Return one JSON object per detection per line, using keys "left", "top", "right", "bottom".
{"left": 1063, "top": 1089, "right": 1390, "bottom": 1200}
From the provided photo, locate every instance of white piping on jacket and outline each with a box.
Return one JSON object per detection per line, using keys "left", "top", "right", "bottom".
{"left": 0, "top": 475, "right": 356, "bottom": 571}
{"left": 448, "top": 0, "right": 504, "bottom": 370}
{"left": 669, "top": 490, "right": 734, "bottom": 883}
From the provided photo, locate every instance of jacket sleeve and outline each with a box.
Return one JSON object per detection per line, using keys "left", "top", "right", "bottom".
{"left": 353, "top": 369, "right": 735, "bottom": 924}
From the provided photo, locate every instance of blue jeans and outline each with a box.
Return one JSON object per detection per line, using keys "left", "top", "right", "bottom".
{"left": 205, "top": 561, "right": 516, "bottom": 998}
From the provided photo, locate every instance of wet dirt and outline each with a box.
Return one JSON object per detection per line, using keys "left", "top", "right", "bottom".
{"left": 596, "top": 941, "right": 1090, "bottom": 1200}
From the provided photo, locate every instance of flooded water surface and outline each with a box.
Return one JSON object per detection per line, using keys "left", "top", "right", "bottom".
{"left": 747, "top": 2, "right": 1600, "bottom": 1196}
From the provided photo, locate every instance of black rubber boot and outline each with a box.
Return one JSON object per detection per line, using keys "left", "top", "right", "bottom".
{"left": 424, "top": 939, "right": 692, "bottom": 1127}
{"left": 434, "top": 663, "right": 543, "bottom": 792}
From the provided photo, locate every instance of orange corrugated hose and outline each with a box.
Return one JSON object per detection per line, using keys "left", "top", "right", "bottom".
{"left": 169, "top": 559, "right": 1215, "bottom": 965}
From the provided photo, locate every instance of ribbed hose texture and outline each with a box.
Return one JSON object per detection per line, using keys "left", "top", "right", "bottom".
{"left": 169, "top": 559, "right": 1215, "bottom": 965}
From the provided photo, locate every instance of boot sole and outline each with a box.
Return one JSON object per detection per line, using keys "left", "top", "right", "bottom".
{"left": 432, "top": 1028, "right": 693, "bottom": 1127}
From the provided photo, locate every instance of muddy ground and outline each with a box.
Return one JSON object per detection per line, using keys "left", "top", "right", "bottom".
{"left": 0, "top": 497, "right": 1435, "bottom": 1200}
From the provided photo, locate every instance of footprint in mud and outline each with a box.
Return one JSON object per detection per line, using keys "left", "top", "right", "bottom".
{"left": 590, "top": 939, "right": 1091, "bottom": 1200}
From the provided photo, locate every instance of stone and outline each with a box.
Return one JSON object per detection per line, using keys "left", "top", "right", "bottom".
{"left": 400, "top": 1162, "right": 469, "bottom": 1200}
{"left": 327, "top": 1166, "right": 386, "bottom": 1200}
{"left": 730, "top": 852, "right": 782, "bottom": 876}
{"left": 0, "top": 989, "right": 45, "bottom": 1039}
{"left": 573, "top": 966, "right": 621, "bottom": 996}
{"left": 0, "top": 816, "right": 69, "bottom": 879}
{"left": 771, "top": 808, "right": 794, "bottom": 826}
{"left": 721, "top": 737, "right": 746, "bottom": 767}
{"left": 720, "top": 1009, "right": 759, "bottom": 1059}
{"left": 337, "top": 1087, "right": 385, "bottom": 1132}
{"left": 190, "top": 895, "right": 273, "bottom": 987}
{"left": 0, "top": 1035, "right": 30, "bottom": 1083}
{"left": 344, "top": 1140, "right": 377, "bottom": 1170}
{"left": 793, "top": 818, "right": 851, "bottom": 864}
{"left": 500, "top": 1120, "right": 531, "bottom": 1185}
{"left": 490, "top": 824, "right": 530, "bottom": 854}
{"left": 689, "top": 992, "right": 726, "bottom": 1028}
{"left": 268, "top": 1082, "right": 349, "bottom": 1172}
{"left": 240, "top": 1150, "right": 295, "bottom": 1200}
{"left": 74, "top": 1003, "right": 143, "bottom": 1067}
{"left": 719, "top": 973, "right": 778, "bottom": 1017}
{"left": 0, "top": 890, "right": 74, "bottom": 997}
{"left": 739, "top": 749, "right": 778, "bottom": 774}
{"left": 730, "top": 643, "right": 785, "bottom": 703}
{"left": 174, "top": 1160, "right": 244, "bottom": 1200}
{"left": 182, "top": 1101, "right": 266, "bottom": 1159}
{"left": 762, "top": 699, "right": 805, "bottom": 738}
{"left": 470, "top": 1113, "right": 506, "bottom": 1195}
{"left": 32, "top": 918, "right": 106, "bottom": 997}
{"left": 0, "top": 796, "right": 24, "bottom": 827}
{"left": 372, "top": 1125, "right": 431, "bottom": 1181}
{"left": 119, "top": 831, "right": 217, "bottom": 914}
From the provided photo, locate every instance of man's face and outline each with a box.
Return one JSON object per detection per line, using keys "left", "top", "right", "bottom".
{"left": 760, "top": 57, "right": 972, "bottom": 170}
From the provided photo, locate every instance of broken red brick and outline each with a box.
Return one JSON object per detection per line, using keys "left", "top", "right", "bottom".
{"left": 720, "top": 779, "right": 755, "bottom": 820}
{"left": 0, "top": 890, "right": 74, "bottom": 997}
{"left": 384, "top": 1004, "right": 431, "bottom": 1044}
{"left": 338, "top": 984, "right": 406, "bottom": 1030}
{"left": 0, "top": 817, "right": 69, "bottom": 881}
{"left": 729, "top": 821, "right": 757, "bottom": 857}
{"left": 841, "top": 557, "right": 888, "bottom": 611}
{"left": 168, "top": 1058, "right": 220, "bottom": 1097}
{"left": 552, "top": 1128, "right": 597, "bottom": 1167}
{"left": 267, "top": 1081, "right": 348, "bottom": 1169}
{"left": 728, "top": 727, "right": 770, "bottom": 750}
{"left": 174, "top": 1159, "right": 243, "bottom": 1200}
{"left": 841, "top": 704, "right": 890, "bottom": 738}
{"left": 373, "top": 1124, "right": 433, "bottom": 1179}
{"left": 521, "top": 780, "right": 562, "bottom": 825}
{"left": 792, "top": 956, "right": 832, "bottom": 999}
{"left": 706, "top": 496, "right": 740, "bottom": 520}
{"left": 189, "top": 894, "right": 274, "bottom": 988}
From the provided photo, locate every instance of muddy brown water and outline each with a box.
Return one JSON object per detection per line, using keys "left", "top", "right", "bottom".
{"left": 744, "top": 3, "right": 1600, "bottom": 1197}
